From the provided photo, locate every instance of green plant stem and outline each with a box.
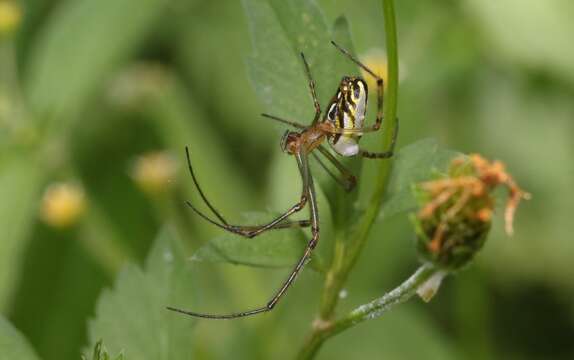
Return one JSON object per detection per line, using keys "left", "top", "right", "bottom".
{"left": 297, "top": 264, "right": 437, "bottom": 359}
{"left": 297, "top": 1, "right": 399, "bottom": 357}
{"left": 318, "top": 0, "right": 399, "bottom": 325}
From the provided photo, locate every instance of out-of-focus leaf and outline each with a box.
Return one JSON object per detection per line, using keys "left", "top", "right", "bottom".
{"left": 87, "top": 227, "right": 195, "bottom": 360}
{"left": 141, "top": 73, "right": 256, "bottom": 217}
{"left": 8, "top": 223, "right": 111, "bottom": 360}
{"left": 466, "top": 0, "right": 574, "bottom": 83}
{"left": 82, "top": 340, "right": 124, "bottom": 360}
{"left": 192, "top": 212, "right": 326, "bottom": 271}
{"left": 176, "top": 1, "right": 269, "bottom": 141}
{"left": 473, "top": 77, "right": 574, "bottom": 289}
{"left": 15, "top": 0, "right": 56, "bottom": 75}
{"left": 25, "top": 0, "right": 167, "bottom": 120}
{"left": 380, "top": 139, "right": 460, "bottom": 219}
{"left": 104, "top": 62, "right": 257, "bottom": 241}
{"left": 320, "top": 306, "right": 461, "bottom": 360}
{"left": 0, "top": 156, "right": 42, "bottom": 310}
{"left": 244, "top": 0, "right": 357, "bottom": 124}
{"left": 0, "top": 316, "right": 41, "bottom": 360}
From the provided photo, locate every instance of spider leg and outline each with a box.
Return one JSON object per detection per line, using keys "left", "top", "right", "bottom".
{"left": 261, "top": 113, "right": 306, "bottom": 129}
{"left": 168, "top": 151, "right": 319, "bottom": 319}
{"left": 300, "top": 52, "right": 321, "bottom": 123}
{"left": 331, "top": 40, "right": 384, "bottom": 132}
{"left": 186, "top": 146, "right": 228, "bottom": 225}
{"left": 268, "top": 219, "right": 311, "bottom": 230}
{"left": 184, "top": 201, "right": 309, "bottom": 233}
{"left": 359, "top": 118, "right": 399, "bottom": 159}
{"left": 185, "top": 147, "right": 310, "bottom": 238}
{"left": 319, "top": 118, "right": 399, "bottom": 160}
{"left": 312, "top": 146, "right": 357, "bottom": 192}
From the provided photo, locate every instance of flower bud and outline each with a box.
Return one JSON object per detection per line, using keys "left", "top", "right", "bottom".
{"left": 0, "top": 1, "right": 21, "bottom": 37}
{"left": 130, "top": 151, "right": 178, "bottom": 196}
{"left": 108, "top": 63, "right": 170, "bottom": 109}
{"left": 412, "top": 154, "right": 530, "bottom": 271}
{"left": 40, "top": 182, "right": 87, "bottom": 229}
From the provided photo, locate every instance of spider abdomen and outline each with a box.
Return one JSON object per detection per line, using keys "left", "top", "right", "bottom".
{"left": 324, "top": 77, "right": 368, "bottom": 156}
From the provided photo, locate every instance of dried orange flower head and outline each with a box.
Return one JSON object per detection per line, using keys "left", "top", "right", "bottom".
{"left": 413, "top": 154, "right": 530, "bottom": 270}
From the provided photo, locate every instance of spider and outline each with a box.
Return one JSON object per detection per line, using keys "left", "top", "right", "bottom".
{"left": 167, "top": 41, "right": 398, "bottom": 319}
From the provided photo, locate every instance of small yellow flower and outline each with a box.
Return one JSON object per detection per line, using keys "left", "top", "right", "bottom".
{"left": 360, "top": 48, "right": 407, "bottom": 92}
{"left": 40, "top": 182, "right": 87, "bottom": 229}
{"left": 108, "top": 63, "right": 170, "bottom": 108}
{"left": 131, "top": 151, "right": 178, "bottom": 195}
{"left": 360, "top": 49, "right": 389, "bottom": 91}
{"left": 0, "top": 1, "right": 22, "bottom": 36}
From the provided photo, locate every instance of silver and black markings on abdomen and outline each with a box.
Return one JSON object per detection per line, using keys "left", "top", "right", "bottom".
{"left": 323, "top": 77, "right": 368, "bottom": 157}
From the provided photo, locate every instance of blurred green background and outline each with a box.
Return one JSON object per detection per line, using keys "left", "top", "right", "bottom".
{"left": 1, "top": 0, "right": 573, "bottom": 359}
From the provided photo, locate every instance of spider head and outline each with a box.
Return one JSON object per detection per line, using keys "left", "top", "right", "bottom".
{"left": 280, "top": 130, "right": 300, "bottom": 154}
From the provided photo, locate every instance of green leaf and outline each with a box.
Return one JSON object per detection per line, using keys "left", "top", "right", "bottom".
{"left": 244, "top": 0, "right": 358, "bottom": 123}
{"left": 0, "top": 155, "right": 43, "bottom": 310}
{"left": 380, "top": 138, "right": 461, "bottom": 219}
{"left": 243, "top": 0, "right": 360, "bottom": 235}
{"left": 87, "top": 227, "right": 195, "bottom": 360}
{"left": 192, "top": 212, "right": 309, "bottom": 268}
{"left": 83, "top": 340, "right": 125, "bottom": 360}
{"left": 142, "top": 74, "right": 256, "bottom": 220}
{"left": 25, "top": 0, "right": 167, "bottom": 120}
{"left": 0, "top": 316, "right": 41, "bottom": 360}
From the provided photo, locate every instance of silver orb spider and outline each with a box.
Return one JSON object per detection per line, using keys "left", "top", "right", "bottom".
{"left": 167, "top": 41, "right": 398, "bottom": 319}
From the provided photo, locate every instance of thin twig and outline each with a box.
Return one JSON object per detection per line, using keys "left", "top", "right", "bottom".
{"left": 297, "top": 265, "right": 438, "bottom": 359}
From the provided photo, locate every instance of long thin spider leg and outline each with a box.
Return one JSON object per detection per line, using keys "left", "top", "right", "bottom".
{"left": 185, "top": 147, "right": 229, "bottom": 225}
{"left": 185, "top": 201, "right": 307, "bottom": 234}
{"left": 324, "top": 128, "right": 366, "bottom": 135}
{"left": 319, "top": 117, "right": 399, "bottom": 160}
{"left": 359, "top": 118, "right": 399, "bottom": 159}
{"left": 267, "top": 151, "right": 318, "bottom": 310}
{"left": 311, "top": 152, "right": 347, "bottom": 190}
{"left": 324, "top": 127, "right": 375, "bottom": 135}
{"left": 237, "top": 197, "right": 307, "bottom": 238}
{"left": 212, "top": 156, "right": 310, "bottom": 238}
{"left": 313, "top": 146, "right": 357, "bottom": 192}
{"left": 186, "top": 186, "right": 309, "bottom": 238}
{"left": 268, "top": 219, "right": 311, "bottom": 230}
{"left": 261, "top": 113, "right": 306, "bottom": 129}
{"left": 167, "top": 151, "right": 319, "bottom": 319}
{"left": 331, "top": 40, "right": 380, "bottom": 79}
{"left": 300, "top": 52, "right": 321, "bottom": 123}
{"left": 331, "top": 40, "right": 384, "bottom": 132}
{"left": 186, "top": 145, "right": 310, "bottom": 238}
{"left": 185, "top": 200, "right": 232, "bottom": 231}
